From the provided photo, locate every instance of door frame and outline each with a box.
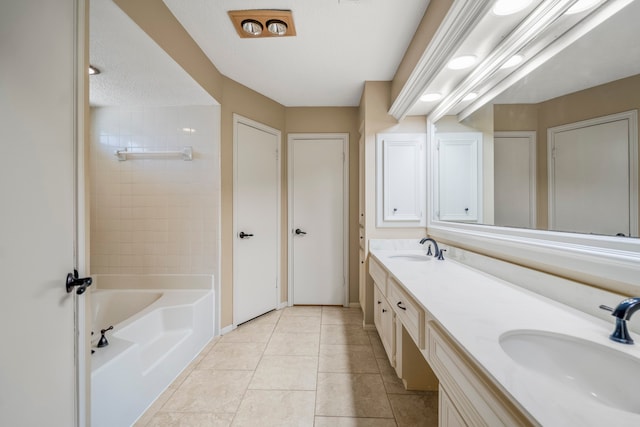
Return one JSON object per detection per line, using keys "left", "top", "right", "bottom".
{"left": 232, "top": 114, "right": 282, "bottom": 326}
{"left": 547, "top": 110, "right": 638, "bottom": 236}
{"left": 287, "top": 133, "right": 349, "bottom": 307}
{"left": 494, "top": 131, "right": 537, "bottom": 228}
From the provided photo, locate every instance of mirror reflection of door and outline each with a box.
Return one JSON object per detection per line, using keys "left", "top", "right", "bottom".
{"left": 494, "top": 132, "right": 536, "bottom": 229}
{"left": 548, "top": 111, "right": 638, "bottom": 237}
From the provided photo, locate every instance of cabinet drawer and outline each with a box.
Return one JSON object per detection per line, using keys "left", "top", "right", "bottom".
{"left": 388, "top": 277, "right": 424, "bottom": 348}
{"left": 368, "top": 257, "right": 388, "bottom": 294}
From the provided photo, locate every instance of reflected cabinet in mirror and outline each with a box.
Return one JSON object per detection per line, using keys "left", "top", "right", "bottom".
{"left": 433, "top": 0, "right": 639, "bottom": 238}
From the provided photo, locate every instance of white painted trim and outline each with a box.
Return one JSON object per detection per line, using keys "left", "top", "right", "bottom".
{"left": 287, "top": 133, "right": 350, "bottom": 307}
{"left": 363, "top": 324, "right": 377, "bottom": 332}
{"left": 349, "top": 302, "right": 362, "bottom": 309}
{"left": 494, "top": 131, "right": 537, "bottom": 228}
{"left": 232, "top": 114, "right": 281, "bottom": 328}
{"left": 389, "top": 0, "right": 495, "bottom": 120}
{"left": 547, "top": 110, "right": 638, "bottom": 237}
{"left": 277, "top": 301, "right": 288, "bottom": 310}
{"left": 219, "top": 324, "right": 236, "bottom": 335}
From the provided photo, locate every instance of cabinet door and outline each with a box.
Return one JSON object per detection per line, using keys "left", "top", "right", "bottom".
{"left": 436, "top": 132, "right": 482, "bottom": 223}
{"left": 380, "top": 297, "right": 395, "bottom": 364}
{"left": 376, "top": 133, "right": 427, "bottom": 227}
{"left": 373, "top": 284, "right": 383, "bottom": 332}
{"left": 440, "top": 386, "right": 468, "bottom": 427}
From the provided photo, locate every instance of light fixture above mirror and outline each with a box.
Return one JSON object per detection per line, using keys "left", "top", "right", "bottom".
{"left": 228, "top": 10, "right": 296, "bottom": 38}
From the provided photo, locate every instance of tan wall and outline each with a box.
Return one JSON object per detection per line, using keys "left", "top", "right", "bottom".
{"left": 391, "top": 0, "right": 454, "bottom": 103}
{"left": 495, "top": 74, "right": 640, "bottom": 231}
{"left": 285, "top": 107, "right": 361, "bottom": 303}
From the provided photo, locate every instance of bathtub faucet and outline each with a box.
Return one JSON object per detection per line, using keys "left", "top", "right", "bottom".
{"left": 97, "top": 326, "right": 114, "bottom": 348}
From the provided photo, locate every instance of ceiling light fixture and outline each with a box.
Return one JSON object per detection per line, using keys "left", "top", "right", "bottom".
{"left": 447, "top": 55, "right": 477, "bottom": 70}
{"left": 420, "top": 93, "right": 443, "bottom": 102}
{"left": 241, "top": 19, "right": 263, "bottom": 36}
{"left": 492, "top": 0, "right": 533, "bottom": 16}
{"left": 266, "top": 19, "right": 287, "bottom": 36}
{"left": 501, "top": 54, "right": 524, "bottom": 69}
{"left": 88, "top": 65, "right": 100, "bottom": 75}
{"left": 565, "top": 0, "right": 601, "bottom": 15}
{"left": 229, "top": 10, "right": 296, "bottom": 39}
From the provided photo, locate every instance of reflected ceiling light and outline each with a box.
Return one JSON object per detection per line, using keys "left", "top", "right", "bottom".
{"left": 241, "top": 19, "right": 263, "bottom": 36}
{"left": 420, "top": 93, "right": 443, "bottom": 102}
{"left": 267, "top": 19, "right": 288, "bottom": 35}
{"left": 492, "top": 0, "right": 533, "bottom": 16}
{"left": 88, "top": 65, "right": 100, "bottom": 75}
{"left": 463, "top": 92, "right": 478, "bottom": 101}
{"left": 566, "top": 0, "right": 601, "bottom": 15}
{"left": 447, "top": 55, "right": 477, "bottom": 70}
{"left": 501, "top": 54, "right": 524, "bottom": 69}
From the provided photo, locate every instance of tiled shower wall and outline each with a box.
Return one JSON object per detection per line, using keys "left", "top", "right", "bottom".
{"left": 90, "top": 106, "right": 220, "bottom": 275}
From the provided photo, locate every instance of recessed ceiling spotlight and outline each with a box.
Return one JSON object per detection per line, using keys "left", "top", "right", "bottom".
{"left": 241, "top": 19, "right": 263, "bottom": 36}
{"left": 493, "top": 0, "right": 533, "bottom": 16}
{"left": 420, "top": 93, "right": 443, "bottom": 102}
{"left": 565, "top": 0, "right": 601, "bottom": 15}
{"left": 447, "top": 55, "right": 477, "bottom": 70}
{"left": 463, "top": 92, "right": 478, "bottom": 101}
{"left": 88, "top": 65, "right": 100, "bottom": 75}
{"left": 501, "top": 54, "right": 524, "bottom": 69}
{"left": 266, "top": 19, "right": 288, "bottom": 36}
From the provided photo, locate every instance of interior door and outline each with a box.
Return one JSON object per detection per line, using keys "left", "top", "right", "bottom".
{"left": 0, "top": 1, "right": 81, "bottom": 425}
{"left": 234, "top": 117, "right": 280, "bottom": 324}
{"left": 549, "top": 117, "right": 632, "bottom": 236}
{"left": 290, "top": 135, "right": 347, "bottom": 306}
{"left": 494, "top": 132, "right": 536, "bottom": 228}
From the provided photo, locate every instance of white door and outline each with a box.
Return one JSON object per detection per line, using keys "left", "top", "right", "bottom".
{"left": 494, "top": 132, "right": 536, "bottom": 228}
{"left": 234, "top": 116, "right": 280, "bottom": 325}
{"left": 549, "top": 112, "right": 637, "bottom": 237}
{"left": 0, "top": 1, "right": 82, "bottom": 426}
{"left": 289, "top": 134, "right": 348, "bottom": 306}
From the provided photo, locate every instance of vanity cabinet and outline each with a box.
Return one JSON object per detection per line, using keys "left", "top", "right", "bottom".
{"left": 440, "top": 386, "right": 468, "bottom": 427}
{"left": 373, "top": 284, "right": 395, "bottom": 364}
{"left": 376, "top": 133, "right": 427, "bottom": 227}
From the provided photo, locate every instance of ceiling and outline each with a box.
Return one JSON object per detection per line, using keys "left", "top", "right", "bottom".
{"left": 90, "top": 0, "right": 430, "bottom": 108}
{"left": 89, "top": 0, "right": 218, "bottom": 107}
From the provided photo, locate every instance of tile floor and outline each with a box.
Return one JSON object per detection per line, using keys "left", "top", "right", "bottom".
{"left": 135, "top": 306, "right": 438, "bottom": 426}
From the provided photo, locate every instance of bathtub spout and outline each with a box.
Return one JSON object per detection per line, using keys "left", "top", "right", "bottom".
{"left": 97, "top": 326, "right": 113, "bottom": 348}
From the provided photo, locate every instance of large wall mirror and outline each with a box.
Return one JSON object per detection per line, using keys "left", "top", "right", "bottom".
{"left": 433, "top": 0, "right": 640, "bottom": 239}
{"left": 395, "top": 0, "right": 640, "bottom": 294}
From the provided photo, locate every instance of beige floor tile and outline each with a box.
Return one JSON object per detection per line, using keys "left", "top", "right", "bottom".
{"left": 321, "top": 324, "right": 372, "bottom": 345}
{"left": 162, "top": 370, "right": 252, "bottom": 413}
{"left": 321, "top": 310, "right": 364, "bottom": 326}
{"left": 249, "top": 355, "right": 318, "bottom": 390}
{"left": 319, "top": 344, "right": 379, "bottom": 373}
{"left": 368, "top": 331, "right": 388, "bottom": 359}
{"left": 316, "top": 373, "right": 393, "bottom": 418}
{"left": 219, "top": 323, "right": 275, "bottom": 343}
{"left": 231, "top": 390, "right": 316, "bottom": 427}
{"left": 314, "top": 417, "right": 398, "bottom": 427}
{"left": 145, "top": 412, "right": 234, "bottom": 427}
{"left": 281, "top": 306, "right": 322, "bottom": 317}
{"left": 134, "top": 385, "right": 177, "bottom": 426}
{"left": 264, "top": 332, "right": 320, "bottom": 356}
{"left": 242, "top": 309, "right": 282, "bottom": 325}
{"left": 388, "top": 394, "right": 439, "bottom": 427}
{"left": 274, "top": 315, "right": 321, "bottom": 334}
{"left": 376, "top": 358, "right": 431, "bottom": 396}
{"left": 197, "top": 342, "right": 266, "bottom": 370}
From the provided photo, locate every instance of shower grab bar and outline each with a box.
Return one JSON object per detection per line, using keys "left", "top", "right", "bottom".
{"left": 115, "top": 146, "right": 193, "bottom": 161}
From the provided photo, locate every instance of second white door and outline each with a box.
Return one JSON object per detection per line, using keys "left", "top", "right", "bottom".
{"left": 289, "top": 134, "right": 348, "bottom": 306}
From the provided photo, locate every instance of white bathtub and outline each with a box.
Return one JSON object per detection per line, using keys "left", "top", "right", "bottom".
{"left": 90, "top": 289, "right": 214, "bottom": 427}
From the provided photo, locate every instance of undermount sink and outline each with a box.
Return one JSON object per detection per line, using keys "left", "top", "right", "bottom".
{"left": 388, "top": 254, "right": 431, "bottom": 262}
{"left": 500, "top": 330, "right": 640, "bottom": 414}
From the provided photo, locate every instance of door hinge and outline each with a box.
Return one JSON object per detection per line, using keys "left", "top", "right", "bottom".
{"left": 275, "top": 149, "right": 279, "bottom": 161}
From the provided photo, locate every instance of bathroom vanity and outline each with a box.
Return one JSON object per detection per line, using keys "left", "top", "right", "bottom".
{"left": 369, "top": 242, "right": 640, "bottom": 427}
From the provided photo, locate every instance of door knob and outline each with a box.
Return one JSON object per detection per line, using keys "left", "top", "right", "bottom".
{"left": 295, "top": 228, "right": 307, "bottom": 235}
{"left": 66, "top": 270, "right": 92, "bottom": 295}
{"left": 239, "top": 231, "right": 254, "bottom": 239}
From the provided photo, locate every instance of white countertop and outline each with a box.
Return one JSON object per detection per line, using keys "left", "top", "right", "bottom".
{"left": 370, "top": 247, "right": 640, "bottom": 427}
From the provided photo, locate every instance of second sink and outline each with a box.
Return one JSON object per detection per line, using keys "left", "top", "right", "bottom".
{"left": 500, "top": 329, "right": 640, "bottom": 414}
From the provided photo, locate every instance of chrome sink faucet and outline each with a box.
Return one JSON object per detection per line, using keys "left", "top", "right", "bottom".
{"left": 419, "top": 237, "right": 446, "bottom": 260}
{"left": 600, "top": 297, "right": 640, "bottom": 344}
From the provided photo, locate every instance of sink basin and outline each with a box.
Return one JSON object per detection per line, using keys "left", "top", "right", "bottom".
{"left": 388, "top": 254, "right": 431, "bottom": 262}
{"left": 500, "top": 330, "right": 640, "bottom": 413}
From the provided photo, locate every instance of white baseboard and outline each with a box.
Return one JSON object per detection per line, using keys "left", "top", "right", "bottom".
{"left": 277, "top": 301, "right": 289, "bottom": 310}
{"left": 219, "top": 324, "right": 236, "bottom": 335}
{"left": 349, "top": 302, "right": 362, "bottom": 309}
{"left": 363, "top": 324, "right": 377, "bottom": 332}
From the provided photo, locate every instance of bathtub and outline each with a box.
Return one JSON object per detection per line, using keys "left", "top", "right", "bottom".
{"left": 90, "top": 289, "right": 214, "bottom": 427}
